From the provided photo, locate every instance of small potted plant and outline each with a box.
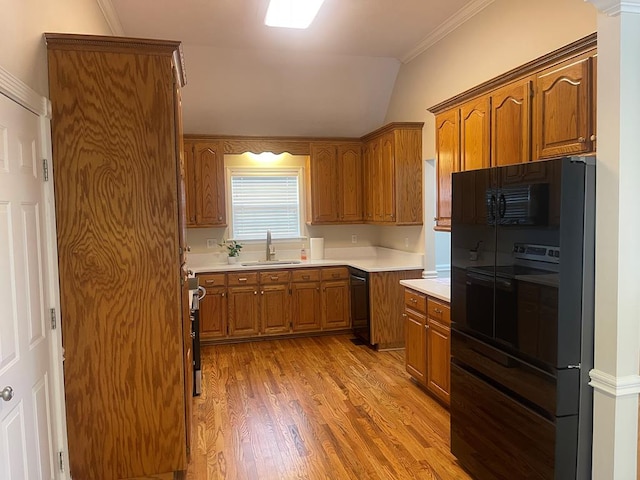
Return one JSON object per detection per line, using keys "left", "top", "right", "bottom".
{"left": 220, "top": 239, "right": 243, "bottom": 264}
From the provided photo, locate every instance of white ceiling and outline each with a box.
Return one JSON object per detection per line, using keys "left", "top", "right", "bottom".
{"left": 104, "top": 0, "right": 494, "bottom": 137}
{"left": 109, "top": 0, "right": 483, "bottom": 61}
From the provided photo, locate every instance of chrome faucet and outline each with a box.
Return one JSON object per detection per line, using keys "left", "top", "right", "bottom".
{"left": 266, "top": 229, "right": 276, "bottom": 261}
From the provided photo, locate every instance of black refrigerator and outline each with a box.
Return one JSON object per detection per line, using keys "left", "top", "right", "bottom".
{"left": 450, "top": 157, "right": 595, "bottom": 479}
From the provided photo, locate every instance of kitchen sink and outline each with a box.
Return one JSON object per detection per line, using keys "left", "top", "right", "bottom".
{"left": 240, "top": 260, "right": 302, "bottom": 266}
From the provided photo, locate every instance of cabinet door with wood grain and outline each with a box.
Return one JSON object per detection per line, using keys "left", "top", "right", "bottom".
{"left": 460, "top": 96, "right": 491, "bottom": 171}
{"left": 321, "top": 280, "right": 350, "bottom": 330}
{"left": 291, "top": 282, "right": 322, "bottom": 332}
{"left": 309, "top": 143, "right": 339, "bottom": 223}
{"left": 535, "top": 53, "right": 594, "bottom": 159}
{"left": 183, "top": 141, "right": 197, "bottom": 226}
{"left": 380, "top": 132, "right": 397, "bottom": 223}
{"left": 435, "top": 110, "right": 460, "bottom": 230}
{"left": 200, "top": 286, "right": 228, "bottom": 340}
{"left": 260, "top": 284, "right": 291, "bottom": 335}
{"left": 426, "top": 299, "right": 451, "bottom": 405}
{"left": 194, "top": 141, "right": 226, "bottom": 226}
{"left": 491, "top": 79, "right": 532, "bottom": 167}
{"left": 338, "top": 143, "right": 363, "bottom": 222}
{"left": 228, "top": 285, "right": 260, "bottom": 337}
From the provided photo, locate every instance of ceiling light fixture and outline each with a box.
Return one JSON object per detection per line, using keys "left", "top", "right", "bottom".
{"left": 264, "top": 0, "right": 325, "bottom": 29}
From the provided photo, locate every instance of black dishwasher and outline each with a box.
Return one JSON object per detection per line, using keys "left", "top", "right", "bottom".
{"left": 349, "top": 267, "right": 370, "bottom": 343}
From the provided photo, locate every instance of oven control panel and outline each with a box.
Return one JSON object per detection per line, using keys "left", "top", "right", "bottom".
{"left": 513, "top": 243, "right": 560, "bottom": 264}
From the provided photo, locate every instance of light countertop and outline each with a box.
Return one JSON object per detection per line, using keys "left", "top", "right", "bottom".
{"left": 187, "top": 247, "right": 424, "bottom": 274}
{"left": 400, "top": 277, "right": 451, "bottom": 303}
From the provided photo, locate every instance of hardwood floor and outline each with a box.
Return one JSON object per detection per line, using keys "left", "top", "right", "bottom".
{"left": 186, "top": 334, "right": 471, "bottom": 479}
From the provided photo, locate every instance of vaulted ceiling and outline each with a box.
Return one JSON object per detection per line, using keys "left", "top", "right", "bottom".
{"left": 104, "top": 0, "right": 493, "bottom": 136}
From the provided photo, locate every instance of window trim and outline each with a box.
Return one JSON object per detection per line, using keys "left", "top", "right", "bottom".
{"left": 225, "top": 166, "right": 306, "bottom": 242}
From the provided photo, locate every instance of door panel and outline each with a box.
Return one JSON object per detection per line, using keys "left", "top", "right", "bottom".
{"left": 0, "top": 93, "right": 55, "bottom": 480}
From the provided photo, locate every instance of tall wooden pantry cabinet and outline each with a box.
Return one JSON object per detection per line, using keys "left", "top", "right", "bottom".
{"left": 45, "top": 34, "right": 191, "bottom": 479}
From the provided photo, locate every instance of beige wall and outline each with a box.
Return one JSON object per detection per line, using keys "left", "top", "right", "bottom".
{"left": 0, "top": 0, "right": 111, "bottom": 95}
{"left": 385, "top": 0, "right": 597, "bottom": 159}
{"left": 382, "top": 0, "right": 597, "bottom": 264}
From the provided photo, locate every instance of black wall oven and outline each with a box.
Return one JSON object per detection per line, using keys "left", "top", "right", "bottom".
{"left": 450, "top": 157, "right": 595, "bottom": 479}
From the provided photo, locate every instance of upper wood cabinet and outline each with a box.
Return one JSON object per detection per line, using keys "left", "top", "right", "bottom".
{"left": 429, "top": 33, "right": 596, "bottom": 231}
{"left": 435, "top": 111, "right": 459, "bottom": 231}
{"left": 535, "top": 51, "right": 596, "bottom": 159}
{"left": 460, "top": 96, "right": 491, "bottom": 171}
{"left": 184, "top": 141, "right": 226, "bottom": 227}
{"left": 491, "top": 78, "right": 532, "bottom": 167}
{"left": 307, "top": 142, "right": 363, "bottom": 224}
{"left": 338, "top": 143, "right": 364, "bottom": 222}
{"left": 362, "top": 123, "right": 423, "bottom": 226}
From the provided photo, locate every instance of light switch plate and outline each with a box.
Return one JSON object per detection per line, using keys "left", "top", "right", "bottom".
{"left": 206, "top": 238, "right": 217, "bottom": 249}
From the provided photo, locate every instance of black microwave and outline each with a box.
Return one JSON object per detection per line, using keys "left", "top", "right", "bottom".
{"left": 485, "top": 183, "right": 549, "bottom": 226}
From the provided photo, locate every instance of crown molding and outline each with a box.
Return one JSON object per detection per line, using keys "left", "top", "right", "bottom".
{"left": 401, "top": 0, "right": 495, "bottom": 64}
{"left": 586, "top": 0, "right": 640, "bottom": 15}
{"left": 589, "top": 369, "right": 640, "bottom": 397}
{"left": 0, "top": 65, "right": 49, "bottom": 117}
{"left": 96, "top": 0, "right": 125, "bottom": 36}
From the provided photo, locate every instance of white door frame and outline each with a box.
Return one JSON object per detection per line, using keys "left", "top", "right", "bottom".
{"left": 0, "top": 64, "right": 70, "bottom": 478}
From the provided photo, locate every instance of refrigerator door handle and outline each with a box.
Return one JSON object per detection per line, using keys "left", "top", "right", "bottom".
{"left": 489, "top": 194, "right": 497, "bottom": 222}
{"left": 499, "top": 193, "right": 507, "bottom": 218}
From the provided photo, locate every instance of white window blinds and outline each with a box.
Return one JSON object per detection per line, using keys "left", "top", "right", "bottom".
{"left": 230, "top": 170, "right": 302, "bottom": 240}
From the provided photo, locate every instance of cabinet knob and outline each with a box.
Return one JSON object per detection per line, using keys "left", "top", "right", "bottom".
{"left": 590, "top": 134, "right": 596, "bottom": 141}
{"left": 402, "top": 313, "right": 407, "bottom": 317}
{"left": 425, "top": 324, "right": 429, "bottom": 329}
{"left": 254, "top": 291, "right": 258, "bottom": 295}
{"left": 578, "top": 136, "right": 586, "bottom": 143}
{"left": 261, "top": 290, "right": 264, "bottom": 295}
{"left": 218, "top": 216, "right": 223, "bottom": 221}
{"left": 187, "top": 246, "right": 191, "bottom": 252}
{"left": 222, "top": 293, "right": 225, "bottom": 297}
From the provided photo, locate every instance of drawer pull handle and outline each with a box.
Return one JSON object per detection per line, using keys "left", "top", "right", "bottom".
{"left": 434, "top": 308, "right": 442, "bottom": 314}
{"left": 402, "top": 313, "right": 407, "bottom": 317}
{"left": 270, "top": 276, "right": 278, "bottom": 281}
{"left": 205, "top": 280, "right": 215, "bottom": 285}
{"left": 332, "top": 273, "right": 340, "bottom": 278}
{"left": 302, "top": 275, "right": 310, "bottom": 280}
{"left": 411, "top": 298, "right": 417, "bottom": 303}
{"left": 238, "top": 278, "right": 247, "bottom": 282}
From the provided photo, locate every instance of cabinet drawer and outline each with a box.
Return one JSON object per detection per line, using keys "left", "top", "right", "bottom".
{"left": 228, "top": 272, "right": 259, "bottom": 286}
{"left": 259, "top": 270, "right": 291, "bottom": 284}
{"left": 197, "top": 273, "right": 226, "bottom": 288}
{"left": 427, "top": 298, "right": 451, "bottom": 325}
{"left": 321, "top": 267, "right": 349, "bottom": 281}
{"left": 292, "top": 269, "right": 321, "bottom": 282}
{"left": 404, "top": 288, "right": 427, "bottom": 313}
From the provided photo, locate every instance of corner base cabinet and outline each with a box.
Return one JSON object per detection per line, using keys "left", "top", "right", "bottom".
{"left": 46, "top": 34, "right": 191, "bottom": 479}
{"left": 404, "top": 288, "right": 451, "bottom": 406}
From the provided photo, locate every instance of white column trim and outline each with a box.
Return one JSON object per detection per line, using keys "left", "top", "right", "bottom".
{"left": 0, "top": 65, "right": 49, "bottom": 117}
{"left": 96, "top": 0, "right": 125, "bottom": 36}
{"left": 586, "top": 0, "right": 640, "bottom": 15}
{"left": 589, "top": 369, "right": 640, "bottom": 397}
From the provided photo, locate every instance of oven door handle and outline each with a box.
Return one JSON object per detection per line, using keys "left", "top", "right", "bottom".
{"left": 350, "top": 275, "right": 367, "bottom": 283}
{"left": 466, "top": 272, "right": 514, "bottom": 291}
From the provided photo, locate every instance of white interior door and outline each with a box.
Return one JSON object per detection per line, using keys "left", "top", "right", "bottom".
{"left": 0, "top": 92, "right": 56, "bottom": 479}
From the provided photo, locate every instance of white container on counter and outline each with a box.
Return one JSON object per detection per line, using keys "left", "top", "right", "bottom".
{"left": 309, "top": 238, "right": 324, "bottom": 260}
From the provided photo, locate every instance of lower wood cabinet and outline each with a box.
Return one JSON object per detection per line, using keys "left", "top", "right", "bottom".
{"left": 321, "top": 267, "right": 351, "bottom": 330}
{"left": 291, "top": 269, "right": 322, "bottom": 332}
{"left": 198, "top": 266, "right": 352, "bottom": 342}
{"left": 371, "top": 269, "right": 424, "bottom": 350}
{"left": 404, "top": 287, "right": 451, "bottom": 406}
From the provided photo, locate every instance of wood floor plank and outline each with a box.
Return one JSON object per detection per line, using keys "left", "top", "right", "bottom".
{"left": 186, "top": 335, "right": 471, "bottom": 480}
